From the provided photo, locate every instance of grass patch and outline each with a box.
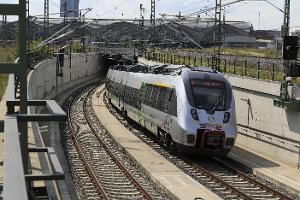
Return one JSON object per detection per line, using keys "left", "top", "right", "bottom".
{"left": 184, "top": 47, "right": 300, "bottom": 59}
{"left": 0, "top": 46, "right": 16, "bottom": 101}
{"left": 0, "top": 46, "right": 16, "bottom": 63}
{"left": 0, "top": 75, "right": 8, "bottom": 101}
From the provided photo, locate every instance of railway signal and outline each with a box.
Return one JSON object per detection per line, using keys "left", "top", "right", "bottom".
{"left": 284, "top": 36, "right": 299, "bottom": 77}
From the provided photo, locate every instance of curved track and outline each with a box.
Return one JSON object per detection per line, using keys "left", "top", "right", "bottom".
{"left": 64, "top": 82, "right": 169, "bottom": 200}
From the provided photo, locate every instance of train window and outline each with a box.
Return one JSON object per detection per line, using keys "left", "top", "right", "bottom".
{"left": 117, "top": 83, "right": 121, "bottom": 97}
{"left": 115, "top": 84, "right": 118, "bottom": 96}
{"left": 150, "top": 86, "right": 159, "bottom": 108}
{"left": 163, "top": 88, "right": 171, "bottom": 113}
{"left": 134, "top": 88, "right": 139, "bottom": 108}
{"left": 190, "top": 79, "right": 225, "bottom": 111}
{"left": 113, "top": 82, "right": 116, "bottom": 95}
{"left": 131, "top": 88, "right": 135, "bottom": 107}
{"left": 139, "top": 84, "right": 145, "bottom": 108}
{"left": 120, "top": 84, "right": 125, "bottom": 97}
{"left": 158, "top": 87, "right": 167, "bottom": 111}
{"left": 144, "top": 84, "right": 152, "bottom": 106}
{"left": 115, "top": 83, "right": 118, "bottom": 95}
{"left": 128, "top": 88, "right": 132, "bottom": 104}
{"left": 169, "top": 90, "right": 177, "bottom": 116}
{"left": 162, "top": 88, "right": 177, "bottom": 116}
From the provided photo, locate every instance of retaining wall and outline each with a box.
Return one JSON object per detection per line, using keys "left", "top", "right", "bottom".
{"left": 28, "top": 52, "right": 101, "bottom": 100}
{"left": 227, "top": 75, "right": 300, "bottom": 169}
{"left": 26, "top": 52, "right": 102, "bottom": 199}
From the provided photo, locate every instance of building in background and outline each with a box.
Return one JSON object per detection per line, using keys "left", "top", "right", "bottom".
{"left": 60, "top": 0, "right": 80, "bottom": 18}
{"left": 292, "top": 30, "right": 300, "bottom": 39}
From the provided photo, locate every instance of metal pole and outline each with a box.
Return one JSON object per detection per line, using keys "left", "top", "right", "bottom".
{"left": 213, "top": 0, "right": 222, "bottom": 71}
{"left": 280, "top": 0, "right": 291, "bottom": 101}
{"left": 44, "top": 0, "right": 49, "bottom": 39}
{"left": 20, "top": 0, "right": 29, "bottom": 174}
{"left": 150, "top": 0, "right": 155, "bottom": 28}
{"left": 64, "top": 1, "right": 67, "bottom": 23}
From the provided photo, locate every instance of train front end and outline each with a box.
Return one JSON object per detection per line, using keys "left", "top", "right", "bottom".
{"left": 177, "top": 70, "right": 237, "bottom": 156}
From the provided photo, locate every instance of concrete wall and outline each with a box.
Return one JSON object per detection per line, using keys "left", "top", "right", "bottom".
{"left": 26, "top": 52, "right": 102, "bottom": 199}
{"left": 227, "top": 75, "right": 300, "bottom": 169}
{"left": 28, "top": 52, "right": 101, "bottom": 100}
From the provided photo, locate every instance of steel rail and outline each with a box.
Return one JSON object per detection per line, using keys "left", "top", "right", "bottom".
{"left": 67, "top": 84, "right": 110, "bottom": 200}
{"left": 190, "top": 160, "right": 253, "bottom": 200}
{"left": 213, "top": 157, "right": 293, "bottom": 200}
{"left": 83, "top": 86, "right": 154, "bottom": 200}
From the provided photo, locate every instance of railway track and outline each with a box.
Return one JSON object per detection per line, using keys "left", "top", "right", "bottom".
{"left": 189, "top": 158, "right": 293, "bottom": 200}
{"left": 103, "top": 91, "right": 297, "bottom": 200}
{"left": 63, "top": 82, "right": 170, "bottom": 200}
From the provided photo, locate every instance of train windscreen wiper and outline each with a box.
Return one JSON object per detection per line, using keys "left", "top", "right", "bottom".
{"left": 209, "top": 97, "right": 221, "bottom": 114}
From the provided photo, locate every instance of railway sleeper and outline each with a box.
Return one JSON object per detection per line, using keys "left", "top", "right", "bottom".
{"left": 105, "top": 191, "right": 142, "bottom": 196}
{"left": 104, "top": 186, "right": 140, "bottom": 192}
{"left": 101, "top": 181, "right": 133, "bottom": 186}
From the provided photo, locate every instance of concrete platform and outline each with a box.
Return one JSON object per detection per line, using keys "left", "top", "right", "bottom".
{"left": 92, "top": 85, "right": 222, "bottom": 200}
{"left": 229, "top": 146, "right": 300, "bottom": 197}
{"left": 0, "top": 89, "right": 7, "bottom": 184}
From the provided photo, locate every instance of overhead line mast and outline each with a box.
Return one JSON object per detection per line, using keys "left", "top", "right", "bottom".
{"left": 44, "top": 0, "right": 49, "bottom": 39}
{"left": 282, "top": 0, "right": 290, "bottom": 37}
{"left": 279, "top": 0, "right": 291, "bottom": 101}
{"left": 150, "top": 0, "right": 155, "bottom": 27}
{"left": 139, "top": 4, "right": 145, "bottom": 40}
{"left": 213, "top": 0, "right": 222, "bottom": 71}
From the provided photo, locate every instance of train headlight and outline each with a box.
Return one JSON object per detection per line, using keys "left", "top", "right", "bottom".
{"left": 191, "top": 109, "right": 199, "bottom": 121}
{"left": 223, "top": 112, "right": 231, "bottom": 123}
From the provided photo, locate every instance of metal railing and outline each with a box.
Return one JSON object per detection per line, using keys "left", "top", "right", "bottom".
{"left": 4, "top": 74, "right": 67, "bottom": 200}
{"left": 144, "top": 50, "right": 285, "bottom": 82}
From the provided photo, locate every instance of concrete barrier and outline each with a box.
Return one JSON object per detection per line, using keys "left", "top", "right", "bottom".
{"left": 26, "top": 52, "right": 102, "bottom": 199}
{"left": 28, "top": 52, "right": 101, "bottom": 100}
{"left": 226, "top": 75, "right": 300, "bottom": 169}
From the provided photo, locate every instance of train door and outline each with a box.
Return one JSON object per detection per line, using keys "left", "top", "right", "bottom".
{"left": 118, "top": 84, "right": 121, "bottom": 108}
{"left": 164, "top": 88, "right": 174, "bottom": 133}
{"left": 137, "top": 83, "right": 145, "bottom": 125}
{"left": 121, "top": 79, "right": 127, "bottom": 110}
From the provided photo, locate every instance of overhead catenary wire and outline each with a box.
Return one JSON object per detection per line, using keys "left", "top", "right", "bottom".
{"left": 92, "top": 0, "right": 130, "bottom": 19}
{"left": 31, "top": 8, "right": 92, "bottom": 18}
{"left": 159, "top": 15, "right": 208, "bottom": 52}
{"left": 180, "top": 0, "right": 279, "bottom": 18}
{"left": 29, "top": 20, "right": 95, "bottom": 53}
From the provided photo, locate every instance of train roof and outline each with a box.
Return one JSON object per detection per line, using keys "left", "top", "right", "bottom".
{"left": 110, "top": 64, "right": 219, "bottom": 76}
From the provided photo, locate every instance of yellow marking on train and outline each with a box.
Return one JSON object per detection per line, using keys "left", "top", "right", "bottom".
{"left": 152, "top": 83, "right": 171, "bottom": 88}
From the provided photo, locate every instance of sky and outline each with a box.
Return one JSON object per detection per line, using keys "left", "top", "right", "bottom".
{"left": 1, "top": 0, "right": 300, "bottom": 31}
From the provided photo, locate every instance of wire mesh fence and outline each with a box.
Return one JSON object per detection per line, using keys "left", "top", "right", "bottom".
{"left": 144, "top": 49, "right": 284, "bottom": 82}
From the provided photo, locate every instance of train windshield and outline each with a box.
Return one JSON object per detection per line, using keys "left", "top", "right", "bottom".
{"left": 190, "top": 79, "right": 226, "bottom": 111}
